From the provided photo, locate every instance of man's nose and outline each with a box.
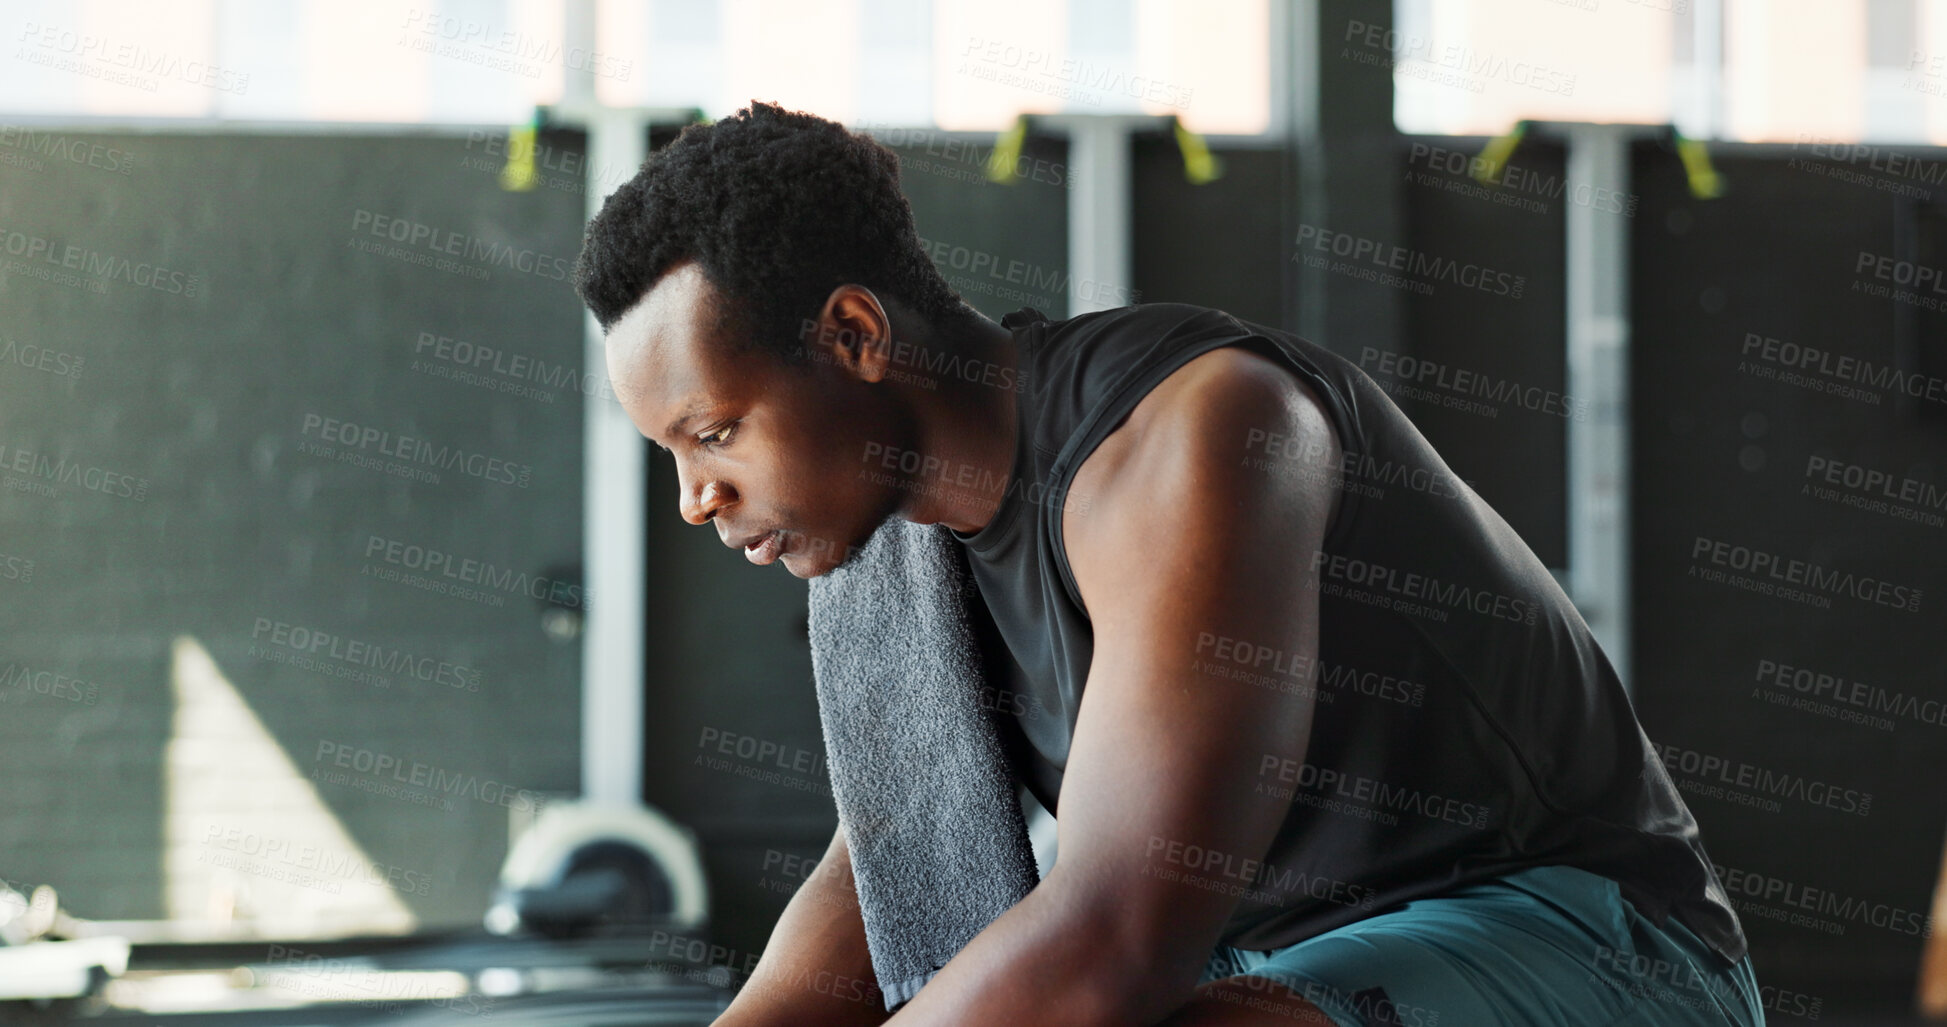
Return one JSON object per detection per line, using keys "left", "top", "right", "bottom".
{"left": 679, "top": 472, "right": 729, "bottom": 526}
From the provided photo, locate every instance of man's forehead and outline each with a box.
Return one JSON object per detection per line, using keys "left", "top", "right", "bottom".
{"left": 607, "top": 266, "right": 715, "bottom": 408}
{"left": 610, "top": 334, "right": 700, "bottom": 424}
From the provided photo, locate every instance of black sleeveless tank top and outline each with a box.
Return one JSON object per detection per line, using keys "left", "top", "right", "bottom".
{"left": 947, "top": 302, "right": 1747, "bottom": 962}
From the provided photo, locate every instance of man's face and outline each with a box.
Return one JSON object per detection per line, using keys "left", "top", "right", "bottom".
{"left": 604, "top": 261, "right": 902, "bottom": 578}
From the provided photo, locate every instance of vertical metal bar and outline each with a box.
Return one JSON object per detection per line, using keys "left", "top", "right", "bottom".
{"left": 1694, "top": 0, "right": 1724, "bottom": 140}
{"left": 581, "top": 105, "right": 649, "bottom": 806}
{"left": 1564, "top": 125, "right": 1634, "bottom": 693}
{"left": 569, "top": 0, "right": 648, "bottom": 807}
{"left": 1064, "top": 116, "right": 1134, "bottom": 317}
{"left": 1286, "top": 0, "right": 1326, "bottom": 344}
{"left": 1284, "top": 0, "right": 1400, "bottom": 358}
{"left": 563, "top": 0, "right": 598, "bottom": 108}
{"left": 1271, "top": 0, "right": 1300, "bottom": 337}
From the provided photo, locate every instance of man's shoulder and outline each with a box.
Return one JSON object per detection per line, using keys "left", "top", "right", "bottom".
{"left": 1038, "top": 302, "right": 1306, "bottom": 418}
{"left": 1061, "top": 345, "right": 1345, "bottom": 596}
{"left": 1045, "top": 301, "right": 1238, "bottom": 338}
{"left": 1034, "top": 303, "right": 1351, "bottom": 560}
{"left": 1101, "top": 345, "right": 1342, "bottom": 485}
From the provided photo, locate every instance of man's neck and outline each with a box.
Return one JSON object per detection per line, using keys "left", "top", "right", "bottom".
{"left": 894, "top": 315, "right": 1021, "bottom": 534}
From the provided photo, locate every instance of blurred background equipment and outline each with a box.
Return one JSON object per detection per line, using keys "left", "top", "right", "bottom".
{"left": 0, "top": 882, "right": 130, "bottom": 1022}
{"left": 484, "top": 800, "right": 709, "bottom": 940}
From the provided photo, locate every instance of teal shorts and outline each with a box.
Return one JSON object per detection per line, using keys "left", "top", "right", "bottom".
{"left": 1197, "top": 865, "right": 1765, "bottom": 1026}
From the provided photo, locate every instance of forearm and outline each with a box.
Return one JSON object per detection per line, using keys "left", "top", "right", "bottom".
{"left": 713, "top": 833, "right": 892, "bottom": 1027}
{"left": 882, "top": 868, "right": 1193, "bottom": 1027}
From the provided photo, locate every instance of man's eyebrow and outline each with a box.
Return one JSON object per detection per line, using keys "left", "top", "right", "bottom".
{"left": 661, "top": 402, "right": 711, "bottom": 443}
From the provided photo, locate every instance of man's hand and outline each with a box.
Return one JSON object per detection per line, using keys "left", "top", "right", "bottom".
{"left": 884, "top": 345, "right": 1342, "bottom": 1025}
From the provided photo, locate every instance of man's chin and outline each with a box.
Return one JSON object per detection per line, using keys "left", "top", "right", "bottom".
{"left": 780, "top": 550, "right": 838, "bottom": 580}
{"left": 777, "top": 535, "right": 870, "bottom": 579}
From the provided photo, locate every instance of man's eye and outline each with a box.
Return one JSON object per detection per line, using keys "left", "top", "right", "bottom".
{"left": 700, "top": 422, "right": 737, "bottom": 447}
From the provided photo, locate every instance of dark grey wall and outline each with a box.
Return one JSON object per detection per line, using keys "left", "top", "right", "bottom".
{"left": 1631, "top": 141, "right": 1947, "bottom": 1001}
{"left": 1131, "top": 136, "right": 1288, "bottom": 327}
{"left": 0, "top": 129, "right": 587, "bottom": 929}
{"left": 1397, "top": 135, "right": 1569, "bottom": 569}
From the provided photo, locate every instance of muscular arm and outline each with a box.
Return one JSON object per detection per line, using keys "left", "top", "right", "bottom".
{"left": 881, "top": 347, "right": 1343, "bottom": 1026}
{"left": 713, "top": 824, "right": 891, "bottom": 1027}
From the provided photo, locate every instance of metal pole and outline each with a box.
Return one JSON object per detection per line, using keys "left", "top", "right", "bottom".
{"left": 1563, "top": 124, "right": 1635, "bottom": 693}
{"left": 567, "top": 0, "right": 646, "bottom": 806}
{"left": 1035, "top": 114, "right": 1156, "bottom": 317}
{"left": 1064, "top": 116, "right": 1133, "bottom": 317}
{"left": 579, "top": 110, "right": 649, "bottom": 806}
{"left": 1692, "top": 0, "right": 1724, "bottom": 141}
{"left": 545, "top": 97, "right": 700, "bottom": 803}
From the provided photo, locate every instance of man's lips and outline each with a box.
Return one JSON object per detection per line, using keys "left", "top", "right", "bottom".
{"left": 739, "top": 530, "right": 785, "bottom": 565}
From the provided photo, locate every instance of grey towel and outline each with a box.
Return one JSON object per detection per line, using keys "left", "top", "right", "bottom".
{"left": 806, "top": 517, "right": 1042, "bottom": 1011}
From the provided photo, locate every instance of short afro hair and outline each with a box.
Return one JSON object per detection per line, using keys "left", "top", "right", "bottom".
{"left": 573, "top": 100, "right": 981, "bottom": 364}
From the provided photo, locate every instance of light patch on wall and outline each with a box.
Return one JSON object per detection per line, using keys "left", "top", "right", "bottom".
{"left": 163, "top": 635, "right": 414, "bottom": 938}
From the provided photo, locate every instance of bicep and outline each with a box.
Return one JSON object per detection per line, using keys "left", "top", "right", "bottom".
{"left": 1049, "top": 351, "right": 1341, "bottom": 993}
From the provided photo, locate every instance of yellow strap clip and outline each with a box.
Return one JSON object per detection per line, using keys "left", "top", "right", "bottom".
{"left": 1674, "top": 131, "right": 1725, "bottom": 198}
{"left": 986, "top": 115, "right": 1029, "bottom": 184}
{"left": 1173, "top": 118, "right": 1222, "bottom": 184}
{"left": 498, "top": 118, "right": 539, "bottom": 192}
{"left": 1472, "top": 120, "right": 1529, "bottom": 184}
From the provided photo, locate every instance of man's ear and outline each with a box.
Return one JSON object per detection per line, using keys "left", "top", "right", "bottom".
{"left": 809, "top": 284, "right": 893, "bottom": 383}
